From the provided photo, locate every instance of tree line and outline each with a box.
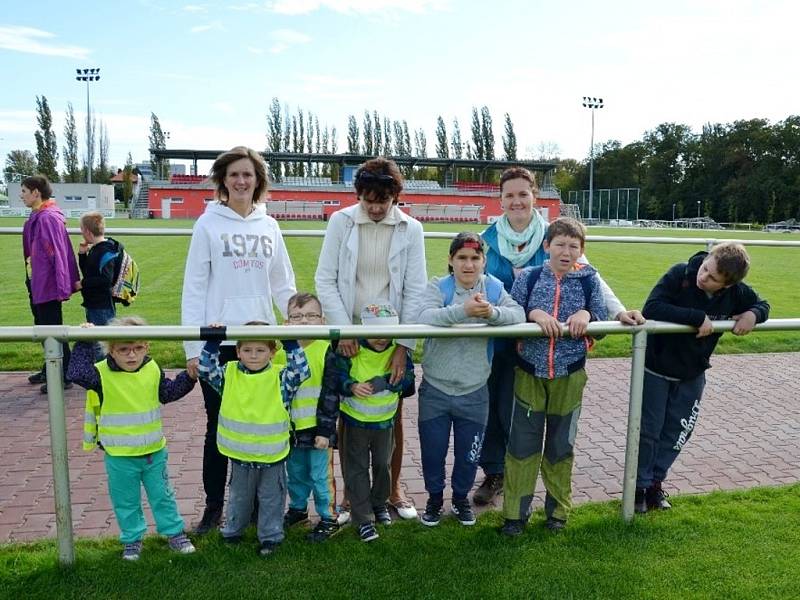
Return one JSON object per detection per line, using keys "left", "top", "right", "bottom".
{"left": 553, "top": 119, "right": 800, "bottom": 224}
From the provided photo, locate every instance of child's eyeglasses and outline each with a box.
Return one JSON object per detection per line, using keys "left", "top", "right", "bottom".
{"left": 287, "top": 313, "right": 322, "bottom": 322}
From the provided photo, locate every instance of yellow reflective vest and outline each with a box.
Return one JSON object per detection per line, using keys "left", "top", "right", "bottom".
{"left": 340, "top": 343, "right": 399, "bottom": 424}
{"left": 84, "top": 359, "right": 166, "bottom": 457}
{"left": 217, "top": 361, "right": 290, "bottom": 463}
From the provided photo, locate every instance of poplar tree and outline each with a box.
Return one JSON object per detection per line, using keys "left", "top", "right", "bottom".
{"left": 373, "top": 111, "right": 382, "bottom": 155}
{"left": 266, "top": 97, "right": 283, "bottom": 180}
{"left": 62, "top": 102, "right": 80, "bottom": 182}
{"left": 502, "top": 112, "right": 517, "bottom": 160}
{"left": 363, "top": 110, "right": 374, "bottom": 155}
{"left": 34, "top": 96, "right": 59, "bottom": 181}
{"left": 451, "top": 118, "right": 463, "bottom": 159}
{"left": 481, "top": 106, "right": 495, "bottom": 160}
{"left": 470, "top": 107, "right": 484, "bottom": 160}
{"left": 148, "top": 112, "right": 167, "bottom": 179}
{"left": 435, "top": 116, "right": 449, "bottom": 158}
{"left": 347, "top": 115, "right": 360, "bottom": 153}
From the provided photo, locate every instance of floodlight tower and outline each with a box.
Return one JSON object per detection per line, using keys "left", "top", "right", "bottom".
{"left": 76, "top": 67, "right": 100, "bottom": 183}
{"left": 582, "top": 96, "right": 604, "bottom": 221}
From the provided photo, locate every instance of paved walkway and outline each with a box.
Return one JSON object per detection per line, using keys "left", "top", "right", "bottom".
{"left": 0, "top": 353, "right": 798, "bottom": 543}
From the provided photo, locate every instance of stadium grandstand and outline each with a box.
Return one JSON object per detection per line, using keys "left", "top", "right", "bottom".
{"left": 137, "top": 150, "right": 562, "bottom": 223}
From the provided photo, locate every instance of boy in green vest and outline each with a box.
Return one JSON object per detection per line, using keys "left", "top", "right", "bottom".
{"left": 276, "top": 292, "right": 341, "bottom": 542}
{"left": 67, "top": 316, "right": 197, "bottom": 561}
{"left": 198, "top": 321, "right": 309, "bottom": 557}
{"left": 329, "top": 302, "right": 415, "bottom": 542}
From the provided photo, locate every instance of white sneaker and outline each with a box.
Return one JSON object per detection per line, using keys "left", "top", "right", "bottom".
{"left": 336, "top": 509, "right": 351, "bottom": 526}
{"left": 390, "top": 499, "right": 418, "bottom": 520}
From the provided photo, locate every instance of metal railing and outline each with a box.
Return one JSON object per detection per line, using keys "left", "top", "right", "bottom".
{"left": 1, "top": 318, "right": 799, "bottom": 565}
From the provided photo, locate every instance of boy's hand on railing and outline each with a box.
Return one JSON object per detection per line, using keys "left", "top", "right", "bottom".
{"left": 464, "top": 293, "right": 492, "bottom": 318}
{"left": 314, "top": 436, "right": 330, "bottom": 450}
{"left": 731, "top": 311, "right": 757, "bottom": 336}
{"left": 79, "top": 322, "right": 95, "bottom": 328}
{"left": 566, "top": 310, "right": 590, "bottom": 338}
{"left": 529, "top": 309, "right": 561, "bottom": 338}
{"left": 696, "top": 316, "right": 714, "bottom": 338}
{"left": 616, "top": 309, "right": 645, "bottom": 325}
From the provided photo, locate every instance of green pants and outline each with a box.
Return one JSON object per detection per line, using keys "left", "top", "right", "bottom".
{"left": 502, "top": 368, "right": 587, "bottom": 522}
{"left": 104, "top": 447, "right": 185, "bottom": 543}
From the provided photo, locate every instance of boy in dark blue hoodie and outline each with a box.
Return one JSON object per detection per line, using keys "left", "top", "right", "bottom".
{"left": 635, "top": 242, "right": 769, "bottom": 513}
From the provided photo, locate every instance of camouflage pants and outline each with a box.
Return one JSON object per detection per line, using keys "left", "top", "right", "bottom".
{"left": 502, "top": 368, "right": 587, "bottom": 522}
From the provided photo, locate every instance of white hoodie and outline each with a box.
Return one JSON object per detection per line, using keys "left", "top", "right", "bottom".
{"left": 181, "top": 202, "right": 296, "bottom": 359}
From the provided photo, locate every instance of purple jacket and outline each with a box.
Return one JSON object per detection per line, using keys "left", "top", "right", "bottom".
{"left": 22, "top": 202, "right": 79, "bottom": 304}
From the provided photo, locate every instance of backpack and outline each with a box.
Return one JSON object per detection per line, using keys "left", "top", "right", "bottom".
{"left": 98, "top": 239, "right": 140, "bottom": 306}
{"left": 523, "top": 266, "right": 605, "bottom": 340}
{"left": 438, "top": 273, "right": 505, "bottom": 362}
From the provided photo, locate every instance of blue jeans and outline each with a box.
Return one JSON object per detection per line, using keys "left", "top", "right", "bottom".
{"left": 287, "top": 446, "right": 336, "bottom": 520}
{"left": 636, "top": 370, "right": 706, "bottom": 488}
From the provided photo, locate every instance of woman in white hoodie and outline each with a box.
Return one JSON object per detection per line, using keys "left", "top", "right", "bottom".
{"left": 181, "top": 146, "right": 296, "bottom": 534}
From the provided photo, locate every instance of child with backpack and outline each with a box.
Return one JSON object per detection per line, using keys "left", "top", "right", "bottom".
{"left": 501, "top": 217, "right": 607, "bottom": 536}
{"left": 77, "top": 212, "right": 120, "bottom": 329}
{"left": 416, "top": 232, "right": 525, "bottom": 527}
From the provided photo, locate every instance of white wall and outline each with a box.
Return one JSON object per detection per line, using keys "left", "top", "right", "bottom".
{"left": 6, "top": 183, "right": 116, "bottom": 217}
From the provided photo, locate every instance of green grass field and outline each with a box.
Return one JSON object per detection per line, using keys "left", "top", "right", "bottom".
{"left": 0, "top": 218, "right": 798, "bottom": 370}
{"left": 1, "top": 485, "right": 799, "bottom": 599}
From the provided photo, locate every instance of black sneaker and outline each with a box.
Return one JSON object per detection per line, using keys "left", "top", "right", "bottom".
{"left": 646, "top": 482, "right": 672, "bottom": 510}
{"left": 634, "top": 488, "right": 648, "bottom": 514}
{"left": 451, "top": 498, "right": 476, "bottom": 526}
{"left": 500, "top": 518, "right": 525, "bottom": 537}
{"left": 258, "top": 541, "right": 280, "bottom": 557}
{"left": 284, "top": 508, "right": 309, "bottom": 528}
{"left": 420, "top": 498, "right": 443, "bottom": 527}
{"left": 473, "top": 473, "right": 503, "bottom": 506}
{"left": 545, "top": 517, "right": 566, "bottom": 532}
{"left": 358, "top": 522, "right": 379, "bottom": 543}
{"left": 28, "top": 371, "right": 46, "bottom": 384}
{"left": 193, "top": 506, "right": 223, "bottom": 535}
{"left": 40, "top": 382, "right": 73, "bottom": 394}
{"left": 373, "top": 505, "right": 392, "bottom": 526}
{"left": 307, "top": 518, "right": 340, "bottom": 543}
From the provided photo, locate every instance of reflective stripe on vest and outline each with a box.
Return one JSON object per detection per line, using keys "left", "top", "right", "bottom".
{"left": 277, "top": 339, "right": 328, "bottom": 431}
{"left": 95, "top": 359, "right": 166, "bottom": 456}
{"left": 218, "top": 361, "right": 290, "bottom": 463}
{"left": 339, "top": 343, "right": 399, "bottom": 424}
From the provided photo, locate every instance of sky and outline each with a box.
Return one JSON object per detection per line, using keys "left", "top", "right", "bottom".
{"left": 1, "top": 0, "right": 798, "bottom": 175}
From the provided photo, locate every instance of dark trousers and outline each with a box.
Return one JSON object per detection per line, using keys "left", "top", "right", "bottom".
{"left": 479, "top": 347, "right": 516, "bottom": 476}
{"left": 30, "top": 299, "right": 70, "bottom": 382}
{"left": 636, "top": 370, "right": 706, "bottom": 488}
{"left": 200, "top": 344, "right": 238, "bottom": 511}
{"left": 342, "top": 421, "right": 394, "bottom": 526}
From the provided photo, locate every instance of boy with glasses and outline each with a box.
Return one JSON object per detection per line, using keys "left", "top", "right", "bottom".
{"left": 277, "top": 293, "right": 342, "bottom": 542}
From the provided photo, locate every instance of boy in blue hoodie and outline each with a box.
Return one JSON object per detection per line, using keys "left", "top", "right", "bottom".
{"left": 501, "top": 217, "right": 607, "bottom": 536}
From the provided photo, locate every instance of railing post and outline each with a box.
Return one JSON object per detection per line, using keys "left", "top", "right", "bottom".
{"left": 621, "top": 328, "right": 647, "bottom": 522}
{"left": 44, "top": 336, "right": 75, "bottom": 566}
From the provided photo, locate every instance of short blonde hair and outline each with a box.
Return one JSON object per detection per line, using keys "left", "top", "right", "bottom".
{"left": 80, "top": 211, "right": 105, "bottom": 236}
{"left": 102, "top": 315, "right": 148, "bottom": 355}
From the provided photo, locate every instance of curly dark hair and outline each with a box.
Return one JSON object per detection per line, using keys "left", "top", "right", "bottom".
{"left": 353, "top": 157, "right": 403, "bottom": 203}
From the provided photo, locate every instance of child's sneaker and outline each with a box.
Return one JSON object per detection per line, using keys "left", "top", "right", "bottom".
{"left": 420, "top": 498, "right": 443, "bottom": 527}
{"left": 258, "top": 541, "right": 280, "bottom": 557}
{"left": 451, "top": 498, "right": 476, "bottom": 526}
{"left": 646, "top": 482, "right": 672, "bottom": 510}
{"left": 634, "top": 488, "right": 648, "bottom": 514}
{"left": 545, "top": 517, "right": 566, "bottom": 532}
{"left": 284, "top": 508, "right": 309, "bottom": 527}
{"left": 122, "top": 540, "right": 143, "bottom": 561}
{"left": 373, "top": 504, "right": 392, "bottom": 526}
{"left": 358, "top": 522, "right": 379, "bottom": 543}
{"left": 167, "top": 533, "right": 196, "bottom": 554}
{"left": 307, "top": 518, "right": 340, "bottom": 543}
{"left": 500, "top": 519, "right": 525, "bottom": 537}
{"left": 336, "top": 508, "right": 351, "bottom": 526}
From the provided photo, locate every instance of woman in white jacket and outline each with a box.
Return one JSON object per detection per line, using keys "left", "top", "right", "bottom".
{"left": 181, "top": 146, "right": 296, "bottom": 534}
{"left": 315, "top": 158, "right": 427, "bottom": 521}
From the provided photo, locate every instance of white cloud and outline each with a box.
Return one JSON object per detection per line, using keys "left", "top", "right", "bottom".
{"left": 268, "top": 0, "right": 448, "bottom": 15}
{"left": 183, "top": 4, "right": 207, "bottom": 11}
{"left": 269, "top": 28, "right": 311, "bottom": 53}
{"left": 190, "top": 21, "right": 225, "bottom": 33}
{"left": 0, "top": 25, "right": 90, "bottom": 59}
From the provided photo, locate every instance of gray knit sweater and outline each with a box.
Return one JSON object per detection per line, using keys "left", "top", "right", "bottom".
{"left": 418, "top": 274, "right": 525, "bottom": 395}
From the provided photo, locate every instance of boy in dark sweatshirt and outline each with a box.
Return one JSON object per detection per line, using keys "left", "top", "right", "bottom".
{"left": 78, "top": 211, "right": 121, "bottom": 328}
{"left": 636, "top": 242, "right": 769, "bottom": 513}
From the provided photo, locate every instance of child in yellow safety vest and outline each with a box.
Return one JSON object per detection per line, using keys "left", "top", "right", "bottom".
{"left": 328, "top": 302, "right": 415, "bottom": 543}
{"left": 67, "top": 316, "right": 198, "bottom": 561}
{"left": 198, "top": 320, "right": 309, "bottom": 558}
{"left": 273, "top": 292, "right": 342, "bottom": 542}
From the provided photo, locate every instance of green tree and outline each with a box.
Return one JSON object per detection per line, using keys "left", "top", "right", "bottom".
{"left": 481, "top": 106, "right": 495, "bottom": 160}
{"left": 451, "top": 118, "right": 463, "bottom": 159}
{"left": 435, "top": 116, "right": 448, "bottom": 159}
{"left": 34, "top": 96, "right": 59, "bottom": 181}
{"left": 122, "top": 152, "right": 134, "bottom": 209}
{"left": 373, "top": 111, "right": 382, "bottom": 156}
{"left": 62, "top": 102, "right": 80, "bottom": 183}
{"left": 502, "top": 112, "right": 517, "bottom": 161}
{"left": 148, "top": 112, "right": 168, "bottom": 179}
{"left": 470, "top": 107, "right": 484, "bottom": 160}
{"left": 347, "top": 115, "right": 360, "bottom": 154}
{"left": 266, "top": 97, "right": 283, "bottom": 180}
{"left": 383, "top": 117, "right": 392, "bottom": 157}
{"left": 4, "top": 149, "right": 37, "bottom": 182}
{"left": 414, "top": 128, "right": 427, "bottom": 158}
{"left": 95, "top": 120, "right": 111, "bottom": 183}
{"left": 362, "top": 110, "right": 374, "bottom": 155}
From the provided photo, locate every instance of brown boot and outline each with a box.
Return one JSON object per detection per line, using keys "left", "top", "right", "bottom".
{"left": 473, "top": 473, "right": 503, "bottom": 506}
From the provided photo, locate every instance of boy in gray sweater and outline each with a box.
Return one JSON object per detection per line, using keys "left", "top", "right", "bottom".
{"left": 417, "top": 232, "right": 525, "bottom": 527}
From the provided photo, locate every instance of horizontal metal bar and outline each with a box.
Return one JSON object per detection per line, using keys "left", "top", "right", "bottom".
{"left": 0, "top": 319, "right": 798, "bottom": 343}
{"left": 1, "top": 227, "right": 800, "bottom": 246}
